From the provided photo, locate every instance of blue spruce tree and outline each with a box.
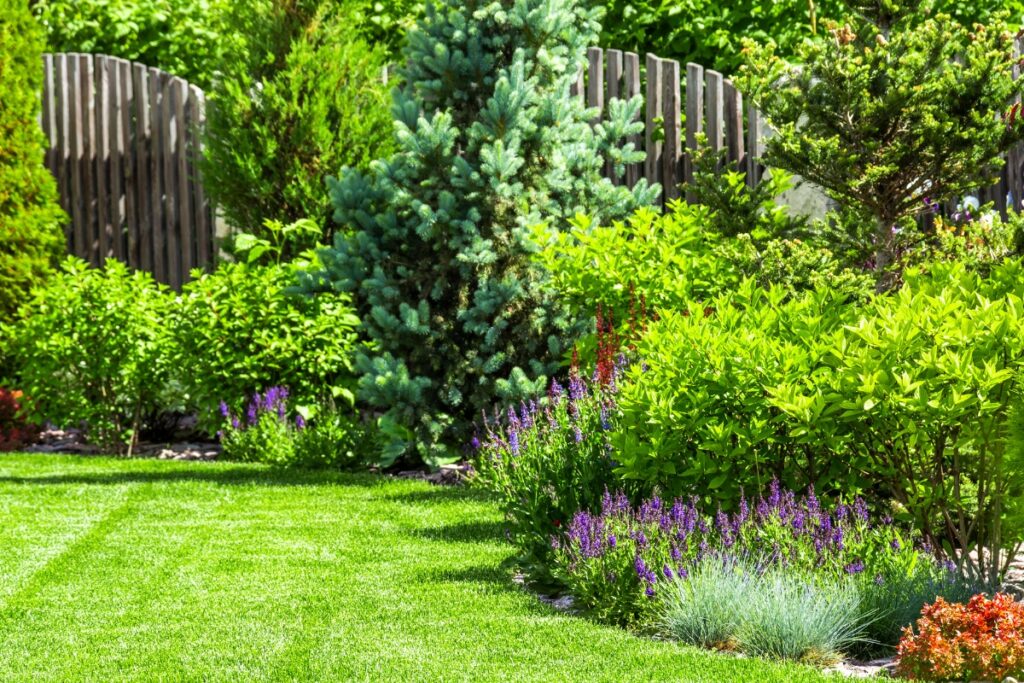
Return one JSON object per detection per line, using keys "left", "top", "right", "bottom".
{"left": 307, "top": 0, "right": 657, "bottom": 464}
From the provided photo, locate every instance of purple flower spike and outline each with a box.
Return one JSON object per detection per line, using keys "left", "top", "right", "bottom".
{"left": 219, "top": 401, "right": 230, "bottom": 418}
{"left": 295, "top": 414, "right": 306, "bottom": 430}
{"left": 853, "top": 497, "right": 870, "bottom": 523}
{"left": 844, "top": 560, "right": 865, "bottom": 575}
{"left": 662, "top": 565, "right": 674, "bottom": 580}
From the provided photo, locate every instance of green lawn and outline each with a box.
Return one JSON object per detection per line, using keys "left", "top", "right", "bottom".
{"left": 0, "top": 453, "right": 847, "bottom": 682}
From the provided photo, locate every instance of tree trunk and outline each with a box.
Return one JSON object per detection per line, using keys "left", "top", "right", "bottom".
{"left": 873, "top": 217, "right": 898, "bottom": 293}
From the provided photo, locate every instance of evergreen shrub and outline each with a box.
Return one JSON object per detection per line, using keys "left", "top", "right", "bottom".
{"left": 0, "top": 0, "right": 66, "bottom": 324}
{"left": 202, "top": 0, "right": 394, "bottom": 252}
{"left": 308, "top": 0, "right": 657, "bottom": 464}
{"left": 740, "top": 0, "right": 1024, "bottom": 289}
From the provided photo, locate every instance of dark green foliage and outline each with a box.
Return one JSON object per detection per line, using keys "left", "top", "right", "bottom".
{"left": 1, "top": 259, "right": 174, "bottom": 453}
{"left": 0, "top": 0, "right": 65, "bottom": 325}
{"left": 307, "top": 0, "right": 657, "bottom": 465}
{"left": 740, "top": 0, "right": 1024, "bottom": 288}
{"left": 202, "top": 0, "right": 394, "bottom": 253}
{"left": 688, "top": 137, "right": 808, "bottom": 240}
{"left": 30, "top": 0, "right": 237, "bottom": 89}
{"left": 170, "top": 259, "right": 361, "bottom": 434}
{"left": 592, "top": 0, "right": 1022, "bottom": 76}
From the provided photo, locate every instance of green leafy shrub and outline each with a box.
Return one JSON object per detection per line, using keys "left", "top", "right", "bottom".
{"left": 2, "top": 259, "right": 174, "bottom": 453}
{"left": 535, "top": 204, "right": 737, "bottom": 324}
{"left": 171, "top": 259, "right": 360, "bottom": 433}
{"left": 203, "top": 0, "right": 394, "bottom": 251}
{"left": 31, "top": 0, "right": 237, "bottom": 89}
{"left": 1, "top": 0, "right": 66, "bottom": 324}
{"left": 618, "top": 261, "right": 1024, "bottom": 586}
{"left": 786, "top": 261, "right": 1024, "bottom": 585}
{"left": 536, "top": 202, "right": 872, "bottom": 337}
{"left": 740, "top": 0, "right": 1024, "bottom": 289}
{"left": 594, "top": 0, "right": 1022, "bottom": 79}
{"left": 615, "top": 280, "right": 858, "bottom": 503}
{"left": 307, "top": 0, "right": 657, "bottom": 465}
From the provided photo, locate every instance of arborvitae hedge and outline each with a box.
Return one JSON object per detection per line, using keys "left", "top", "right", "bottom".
{"left": 0, "top": 0, "right": 66, "bottom": 325}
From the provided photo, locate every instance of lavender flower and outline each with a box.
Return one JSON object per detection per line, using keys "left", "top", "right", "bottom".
{"left": 219, "top": 401, "right": 230, "bottom": 418}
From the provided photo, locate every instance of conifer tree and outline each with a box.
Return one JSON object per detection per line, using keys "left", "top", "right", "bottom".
{"left": 741, "top": 0, "right": 1024, "bottom": 289}
{"left": 307, "top": 0, "right": 656, "bottom": 464}
{"left": 0, "top": 0, "right": 66, "bottom": 324}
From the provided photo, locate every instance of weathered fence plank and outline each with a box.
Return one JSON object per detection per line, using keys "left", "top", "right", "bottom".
{"left": 724, "top": 80, "right": 745, "bottom": 166}
{"left": 645, "top": 54, "right": 664, "bottom": 207}
{"left": 684, "top": 63, "right": 705, "bottom": 203}
{"left": 133, "top": 63, "right": 152, "bottom": 272}
{"left": 40, "top": 53, "right": 215, "bottom": 288}
{"left": 586, "top": 47, "right": 604, "bottom": 123}
{"left": 623, "top": 52, "right": 642, "bottom": 188}
{"left": 605, "top": 49, "right": 623, "bottom": 183}
{"left": 662, "top": 59, "right": 682, "bottom": 202}
{"left": 95, "top": 55, "right": 111, "bottom": 262}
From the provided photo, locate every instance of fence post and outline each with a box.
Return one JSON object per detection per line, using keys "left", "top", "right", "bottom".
{"left": 684, "top": 63, "right": 705, "bottom": 203}
{"left": 662, "top": 60, "right": 682, "bottom": 203}
{"left": 645, "top": 54, "right": 664, "bottom": 208}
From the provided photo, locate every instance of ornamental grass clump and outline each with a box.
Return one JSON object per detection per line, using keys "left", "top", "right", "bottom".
{"left": 658, "top": 555, "right": 753, "bottom": 650}
{"left": 557, "top": 481, "right": 967, "bottom": 640}
{"left": 737, "top": 571, "right": 870, "bottom": 665}
{"left": 660, "top": 557, "right": 872, "bottom": 664}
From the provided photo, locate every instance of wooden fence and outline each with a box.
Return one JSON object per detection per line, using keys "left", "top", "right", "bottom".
{"left": 572, "top": 48, "right": 762, "bottom": 209}
{"left": 573, "top": 46, "right": 1024, "bottom": 216}
{"left": 40, "top": 53, "right": 214, "bottom": 290}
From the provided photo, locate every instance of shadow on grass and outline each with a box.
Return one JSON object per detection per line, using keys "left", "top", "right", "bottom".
{"left": 0, "top": 464, "right": 402, "bottom": 489}
{"left": 412, "top": 519, "right": 507, "bottom": 544}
